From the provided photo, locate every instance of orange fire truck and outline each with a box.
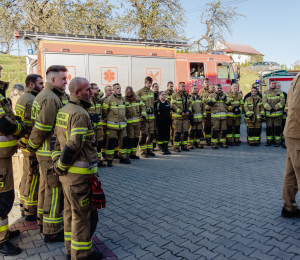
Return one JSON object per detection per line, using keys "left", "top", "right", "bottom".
{"left": 16, "top": 31, "right": 240, "bottom": 93}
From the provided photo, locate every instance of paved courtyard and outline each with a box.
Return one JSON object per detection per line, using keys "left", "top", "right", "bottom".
{"left": 6, "top": 120, "right": 300, "bottom": 260}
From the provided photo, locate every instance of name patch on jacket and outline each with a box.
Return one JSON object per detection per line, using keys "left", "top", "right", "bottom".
{"left": 0, "top": 182, "right": 4, "bottom": 188}
{"left": 81, "top": 198, "right": 90, "bottom": 207}
{"left": 56, "top": 112, "right": 69, "bottom": 128}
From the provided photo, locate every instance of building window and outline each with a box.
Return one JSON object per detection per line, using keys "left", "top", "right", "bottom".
{"left": 190, "top": 63, "right": 205, "bottom": 79}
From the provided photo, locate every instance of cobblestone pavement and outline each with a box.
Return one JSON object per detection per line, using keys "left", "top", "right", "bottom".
{"left": 6, "top": 120, "right": 300, "bottom": 260}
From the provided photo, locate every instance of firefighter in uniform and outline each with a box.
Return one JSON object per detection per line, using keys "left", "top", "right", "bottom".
{"left": 171, "top": 82, "right": 192, "bottom": 152}
{"left": 262, "top": 79, "right": 285, "bottom": 147}
{"left": 207, "top": 84, "right": 231, "bottom": 149}
{"left": 125, "top": 86, "right": 147, "bottom": 159}
{"left": 152, "top": 83, "right": 159, "bottom": 150}
{"left": 165, "top": 81, "right": 174, "bottom": 144}
{"left": 100, "top": 85, "right": 113, "bottom": 160}
{"left": 27, "top": 65, "right": 67, "bottom": 242}
{"left": 102, "top": 83, "right": 130, "bottom": 167}
{"left": 244, "top": 87, "right": 264, "bottom": 146}
{"left": 136, "top": 77, "right": 155, "bottom": 157}
{"left": 188, "top": 85, "right": 206, "bottom": 149}
{"left": 201, "top": 83, "right": 214, "bottom": 145}
{"left": 276, "top": 82, "right": 288, "bottom": 148}
{"left": 0, "top": 65, "right": 26, "bottom": 256}
{"left": 226, "top": 83, "right": 244, "bottom": 146}
{"left": 51, "top": 77, "right": 105, "bottom": 260}
{"left": 16, "top": 74, "right": 44, "bottom": 221}
{"left": 88, "top": 84, "right": 106, "bottom": 167}
{"left": 91, "top": 83, "right": 104, "bottom": 99}
{"left": 62, "top": 91, "right": 70, "bottom": 105}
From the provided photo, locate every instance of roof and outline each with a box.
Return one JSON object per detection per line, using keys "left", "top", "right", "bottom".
{"left": 216, "top": 41, "right": 264, "bottom": 56}
{"left": 15, "top": 31, "right": 189, "bottom": 49}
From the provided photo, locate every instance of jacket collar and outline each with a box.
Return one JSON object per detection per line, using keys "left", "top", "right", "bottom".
{"left": 70, "top": 94, "right": 92, "bottom": 109}
{"left": 143, "top": 86, "right": 151, "bottom": 92}
{"left": 25, "top": 86, "right": 40, "bottom": 96}
{"left": 113, "top": 93, "right": 122, "bottom": 99}
{"left": 45, "top": 82, "right": 63, "bottom": 97}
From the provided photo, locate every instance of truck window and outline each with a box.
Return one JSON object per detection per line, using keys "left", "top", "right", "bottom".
{"left": 217, "top": 63, "right": 235, "bottom": 80}
{"left": 190, "top": 62, "right": 205, "bottom": 79}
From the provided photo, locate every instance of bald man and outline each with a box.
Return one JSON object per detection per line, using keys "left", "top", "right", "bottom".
{"left": 51, "top": 77, "right": 104, "bottom": 260}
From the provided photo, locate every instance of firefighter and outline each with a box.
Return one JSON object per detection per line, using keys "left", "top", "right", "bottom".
{"left": 100, "top": 85, "right": 113, "bottom": 160}
{"left": 125, "top": 86, "right": 147, "bottom": 159}
{"left": 91, "top": 83, "right": 104, "bottom": 99}
{"left": 276, "top": 82, "right": 288, "bottom": 148}
{"left": 244, "top": 87, "right": 264, "bottom": 146}
{"left": 226, "top": 83, "right": 244, "bottom": 146}
{"left": 27, "top": 65, "right": 67, "bottom": 242}
{"left": 207, "top": 84, "right": 231, "bottom": 149}
{"left": 171, "top": 82, "right": 192, "bottom": 152}
{"left": 165, "top": 81, "right": 174, "bottom": 144}
{"left": 262, "top": 79, "right": 285, "bottom": 147}
{"left": 102, "top": 83, "right": 130, "bottom": 167}
{"left": 8, "top": 84, "right": 24, "bottom": 111}
{"left": 61, "top": 91, "right": 70, "bottom": 105}
{"left": 152, "top": 83, "right": 159, "bottom": 150}
{"left": 88, "top": 83, "right": 106, "bottom": 167}
{"left": 201, "top": 84, "right": 215, "bottom": 145}
{"left": 51, "top": 77, "right": 105, "bottom": 260}
{"left": 16, "top": 74, "right": 44, "bottom": 221}
{"left": 188, "top": 85, "right": 206, "bottom": 149}
{"left": 281, "top": 73, "right": 300, "bottom": 218}
{"left": 155, "top": 91, "right": 172, "bottom": 154}
{"left": 0, "top": 65, "right": 27, "bottom": 256}
{"left": 136, "top": 77, "right": 155, "bottom": 157}
{"left": 198, "top": 78, "right": 209, "bottom": 96}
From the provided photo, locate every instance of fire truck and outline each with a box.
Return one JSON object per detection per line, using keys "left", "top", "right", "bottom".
{"left": 16, "top": 31, "right": 240, "bottom": 94}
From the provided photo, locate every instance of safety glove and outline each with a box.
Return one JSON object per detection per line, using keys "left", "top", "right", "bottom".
{"left": 52, "top": 158, "right": 66, "bottom": 176}
{"left": 249, "top": 115, "right": 254, "bottom": 121}
{"left": 90, "top": 176, "right": 106, "bottom": 209}
{"left": 270, "top": 107, "right": 276, "bottom": 114}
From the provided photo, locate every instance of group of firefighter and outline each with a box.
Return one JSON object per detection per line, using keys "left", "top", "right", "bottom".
{"left": 0, "top": 63, "right": 288, "bottom": 260}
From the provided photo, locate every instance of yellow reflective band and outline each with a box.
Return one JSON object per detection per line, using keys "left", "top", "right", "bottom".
{"left": 38, "top": 208, "right": 44, "bottom": 214}
{"left": 25, "top": 201, "right": 38, "bottom": 206}
{"left": 65, "top": 232, "right": 72, "bottom": 241}
{"left": 86, "top": 130, "right": 94, "bottom": 136}
{"left": 0, "top": 139, "right": 17, "bottom": 148}
{"left": 0, "top": 224, "right": 8, "bottom": 232}
{"left": 50, "top": 187, "right": 58, "bottom": 219}
{"left": 36, "top": 150, "right": 51, "bottom": 156}
{"left": 58, "top": 160, "right": 69, "bottom": 171}
{"left": 29, "top": 174, "right": 38, "bottom": 201}
{"left": 68, "top": 166, "right": 98, "bottom": 174}
{"left": 34, "top": 122, "right": 52, "bottom": 131}
{"left": 0, "top": 182, "right": 3, "bottom": 188}
{"left": 0, "top": 108, "right": 5, "bottom": 115}
{"left": 71, "top": 128, "right": 88, "bottom": 136}
{"left": 71, "top": 240, "right": 92, "bottom": 250}
{"left": 43, "top": 217, "right": 63, "bottom": 223}
{"left": 51, "top": 151, "right": 62, "bottom": 160}
{"left": 28, "top": 139, "right": 39, "bottom": 149}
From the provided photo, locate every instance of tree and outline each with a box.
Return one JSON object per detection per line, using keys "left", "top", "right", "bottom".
{"left": 250, "top": 55, "right": 263, "bottom": 63}
{"left": 190, "top": 0, "right": 244, "bottom": 53}
{"left": 293, "top": 60, "right": 300, "bottom": 70}
{"left": 121, "top": 0, "right": 186, "bottom": 41}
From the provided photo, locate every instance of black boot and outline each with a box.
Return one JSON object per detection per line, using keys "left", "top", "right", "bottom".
{"left": 265, "top": 142, "right": 271, "bottom": 146}
{"left": 147, "top": 150, "right": 156, "bottom": 156}
{"left": 106, "top": 160, "right": 113, "bottom": 167}
{"left": 39, "top": 225, "right": 43, "bottom": 233}
{"left": 84, "top": 250, "right": 103, "bottom": 260}
{"left": 0, "top": 241, "right": 21, "bottom": 256}
{"left": 165, "top": 144, "right": 171, "bottom": 154}
{"left": 129, "top": 155, "right": 140, "bottom": 159}
{"left": 119, "top": 158, "right": 131, "bottom": 164}
{"left": 159, "top": 145, "right": 166, "bottom": 155}
{"left": 9, "top": 230, "right": 20, "bottom": 240}
{"left": 44, "top": 230, "right": 64, "bottom": 243}
{"left": 97, "top": 161, "right": 106, "bottom": 167}
{"left": 66, "top": 254, "right": 71, "bottom": 260}
{"left": 25, "top": 214, "right": 37, "bottom": 221}
{"left": 281, "top": 208, "right": 300, "bottom": 218}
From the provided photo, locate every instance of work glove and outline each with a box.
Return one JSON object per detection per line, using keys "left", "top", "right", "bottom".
{"left": 18, "top": 138, "right": 27, "bottom": 149}
{"left": 146, "top": 107, "right": 154, "bottom": 114}
{"left": 215, "top": 96, "right": 220, "bottom": 101}
{"left": 141, "top": 116, "right": 146, "bottom": 120}
{"left": 249, "top": 115, "right": 254, "bottom": 121}
{"left": 223, "top": 95, "right": 227, "bottom": 101}
{"left": 52, "top": 159, "right": 66, "bottom": 176}
{"left": 233, "top": 106, "right": 241, "bottom": 115}
{"left": 90, "top": 176, "right": 106, "bottom": 209}
{"left": 270, "top": 107, "right": 276, "bottom": 113}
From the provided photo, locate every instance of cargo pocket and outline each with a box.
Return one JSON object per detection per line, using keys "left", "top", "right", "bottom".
{"left": 70, "top": 183, "right": 92, "bottom": 212}
{"left": 46, "top": 173, "right": 61, "bottom": 188}
{"left": 0, "top": 167, "right": 7, "bottom": 190}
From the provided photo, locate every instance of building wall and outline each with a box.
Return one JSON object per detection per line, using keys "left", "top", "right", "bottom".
{"left": 227, "top": 53, "right": 251, "bottom": 64}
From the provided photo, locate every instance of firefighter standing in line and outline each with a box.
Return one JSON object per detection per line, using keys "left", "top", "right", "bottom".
{"left": 171, "top": 82, "right": 192, "bottom": 152}
{"left": 51, "top": 77, "right": 105, "bottom": 260}
{"left": 198, "top": 78, "right": 209, "bottom": 96}
{"left": 91, "top": 83, "right": 104, "bottom": 99}
{"left": 188, "top": 85, "right": 206, "bottom": 149}
{"left": 136, "top": 77, "right": 155, "bottom": 157}
{"left": 100, "top": 85, "right": 113, "bottom": 160}
{"left": 102, "top": 83, "right": 130, "bottom": 166}
{"left": 262, "top": 79, "right": 285, "bottom": 147}
{"left": 16, "top": 74, "right": 44, "bottom": 221}
{"left": 276, "top": 82, "right": 288, "bottom": 148}
{"left": 165, "top": 81, "right": 175, "bottom": 144}
{"left": 281, "top": 72, "right": 300, "bottom": 218}
{"left": 152, "top": 83, "right": 159, "bottom": 150}
{"left": 125, "top": 86, "right": 147, "bottom": 160}
{"left": 207, "top": 84, "right": 231, "bottom": 149}
{"left": 0, "top": 65, "right": 27, "bottom": 256}
{"left": 88, "top": 84, "right": 106, "bottom": 167}
{"left": 27, "top": 65, "right": 67, "bottom": 242}
{"left": 226, "top": 83, "right": 244, "bottom": 146}
{"left": 155, "top": 91, "right": 172, "bottom": 155}
{"left": 244, "top": 87, "right": 264, "bottom": 146}
{"left": 61, "top": 91, "right": 70, "bottom": 105}
{"left": 201, "top": 83, "right": 214, "bottom": 145}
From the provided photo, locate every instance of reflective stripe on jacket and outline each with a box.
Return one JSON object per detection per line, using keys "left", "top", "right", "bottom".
{"left": 136, "top": 87, "right": 154, "bottom": 122}
{"left": 171, "top": 91, "right": 192, "bottom": 120}
{"left": 225, "top": 91, "right": 244, "bottom": 117}
{"left": 207, "top": 92, "right": 231, "bottom": 120}
{"left": 125, "top": 94, "right": 146, "bottom": 126}
{"left": 262, "top": 88, "right": 285, "bottom": 117}
{"left": 190, "top": 94, "right": 206, "bottom": 122}
{"left": 244, "top": 96, "right": 264, "bottom": 122}
{"left": 88, "top": 93, "right": 102, "bottom": 141}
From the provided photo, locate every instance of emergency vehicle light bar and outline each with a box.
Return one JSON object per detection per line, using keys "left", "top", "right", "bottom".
{"left": 15, "top": 31, "right": 189, "bottom": 49}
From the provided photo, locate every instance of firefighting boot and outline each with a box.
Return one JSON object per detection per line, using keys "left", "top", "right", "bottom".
{"left": 174, "top": 148, "right": 181, "bottom": 153}
{"left": 129, "top": 155, "right": 140, "bottom": 159}
{"left": 206, "top": 141, "right": 211, "bottom": 146}
{"left": 265, "top": 143, "right": 272, "bottom": 146}
{"left": 212, "top": 144, "right": 218, "bottom": 149}
{"left": 119, "top": 157, "right": 131, "bottom": 164}
{"left": 196, "top": 144, "right": 203, "bottom": 149}
{"left": 164, "top": 144, "right": 171, "bottom": 154}
{"left": 39, "top": 225, "right": 43, "bottom": 233}
{"left": 106, "top": 160, "right": 113, "bottom": 167}
{"left": 0, "top": 241, "right": 21, "bottom": 256}
{"left": 282, "top": 142, "right": 287, "bottom": 148}
{"left": 44, "top": 230, "right": 64, "bottom": 243}
{"left": 66, "top": 254, "right": 71, "bottom": 260}
{"left": 222, "top": 144, "right": 229, "bottom": 148}
{"left": 9, "top": 230, "right": 20, "bottom": 240}
{"left": 147, "top": 150, "right": 156, "bottom": 156}
{"left": 141, "top": 152, "right": 149, "bottom": 158}
{"left": 98, "top": 161, "right": 106, "bottom": 167}
{"left": 235, "top": 142, "right": 240, "bottom": 146}
{"left": 228, "top": 142, "right": 234, "bottom": 146}
{"left": 25, "top": 214, "right": 37, "bottom": 221}
{"left": 182, "top": 146, "right": 190, "bottom": 151}
{"left": 84, "top": 250, "right": 103, "bottom": 260}
{"left": 281, "top": 208, "right": 300, "bottom": 218}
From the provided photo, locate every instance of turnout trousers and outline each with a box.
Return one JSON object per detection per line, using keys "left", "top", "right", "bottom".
{"left": 127, "top": 123, "right": 140, "bottom": 157}
{"left": 188, "top": 122, "right": 203, "bottom": 148}
{"left": 173, "top": 119, "right": 189, "bottom": 149}
{"left": 102, "top": 125, "right": 107, "bottom": 158}
{"left": 157, "top": 122, "right": 171, "bottom": 149}
{"left": 266, "top": 117, "right": 282, "bottom": 144}
{"left": 62, "top": 181, "right": 96, "bottom": 260}
{"left": 139, "top": 121, "right": 155, "bottom": 155}
{"left": 203, "top": 114, "right": 212, "bottom": 143}
{"left": 211, "top": 119, "right": 227, "bottom": 145}
{"left": 105, "top": 128, "right": 127, "bottom": 161}
{"left": 19, "top": 154, "right": 39, "bottom": 216}
{"left": 281, "top": 117, "right": 286, "bottom": 143}
{"left": 248, "top": 120, "right": 262, "bottom": 144}
{"left": 0, "top": 157, "right": 14, "bottom": 243}
{"left": 282, "top": 138, "right": 300, "bottom": 212}
{"left": 38, "top": 157, "right": 63, "bottom": 234}
{"left": 226, "top": 117, "right": 241, "bottom": 143}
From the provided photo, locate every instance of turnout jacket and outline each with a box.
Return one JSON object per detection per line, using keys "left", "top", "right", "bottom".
{"left": 51, "top": 94, "right": 97, "bottom": 186}
{"left": 102, "top": 94, "right": 126, "bottom": 130}
{"left": 61, "top": 92, "right": 70, "bottom": 105}
{"left": 190, "top": 94, "right": 206, "bottom": 122}
{"left": 225, "top": 91, "right": 244, "bottom": 118}
{"left": 27, "top": 83, "right": 64, "bottom": 158}
{"left": 88, "top": 93, "right": 102, "bottom": 140}
{"left": 155, "top": 100, "right": 172, "bottom": 125}
{"left": 171, "top": 91, "right": 192, "bottom": 120}
{"left": 15, "top": 87, "right": 40, "bottom": 156}
{"left": 125, "top": 94, "right": 147, "bottom": 126}
{"left": 244, "top": 96, "right": 264, "bottom": 122}
{"left": 165, "top": 89, "right": 174, "bottom": 102}
{"left": 199, "top": 87, "right": 210, "bottom": 97}
{"left": 202, "top": 90, "right": 213, "bottom": 115}
{"left": 136, "top": 87, "right": 154, "bottom": 121}
{"left": 262, "top": 88, "right": 285, "bottom": 117}
{"left": 207, "top": 92, "right": 231, "bottom": 120}
{"left": 100, "top": 96, "right": 109, "bottom": 127}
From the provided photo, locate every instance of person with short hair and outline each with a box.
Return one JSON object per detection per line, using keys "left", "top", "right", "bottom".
{"left": 8, "top": 84, "right": 25, "bottom": 111}
{"left": 165, "top": 81, "right": 175, "bottom": 145}
{"left": 201, "top": 83, "right": 214, "bottom": 145}
{"left": 91, "top": 83, "right": 104, "bottom": 99}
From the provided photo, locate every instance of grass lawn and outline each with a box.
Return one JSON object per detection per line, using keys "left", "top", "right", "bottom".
{"left": 0, "top": 54, "right": 27, "bottom": 96}
{"left": 239, "top": 68, "right": 259, "bottom": 96}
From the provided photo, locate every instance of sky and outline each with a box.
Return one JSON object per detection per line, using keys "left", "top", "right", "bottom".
{"left": 12, "top": 0, "right": 299, "bottom": 67}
